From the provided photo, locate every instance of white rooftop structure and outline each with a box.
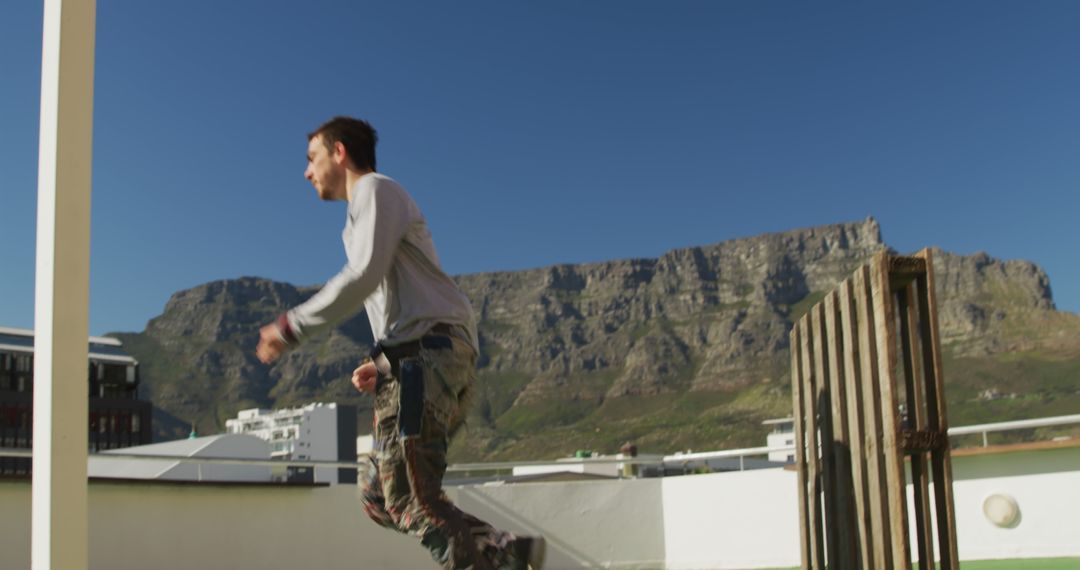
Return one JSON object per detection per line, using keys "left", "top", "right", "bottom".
{"left": 763, "top": 417, "right": 796, "bottom": 463}
{"left": 226, "top": 403, "right": 356, "bottom": 484}
{"left": 0, "top": 325, "right": 137, "bottom": 366}
{"left": 87, "top": 434, "right": 271, "bottom": 482}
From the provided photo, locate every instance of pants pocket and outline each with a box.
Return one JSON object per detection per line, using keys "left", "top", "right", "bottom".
{"left": 418, "top": 344, "right": 475, "bottom": 427}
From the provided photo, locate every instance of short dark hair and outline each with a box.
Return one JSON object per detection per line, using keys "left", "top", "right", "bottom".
{"left": 308, "top": 116, "right": 378, "bottom": 171}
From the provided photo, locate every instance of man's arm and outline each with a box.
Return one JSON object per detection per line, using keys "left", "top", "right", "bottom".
{"left": 256, "top": 179, "right": 411, "bottom": 363}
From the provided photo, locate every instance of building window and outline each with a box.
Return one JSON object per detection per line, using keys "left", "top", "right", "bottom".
{"left": 0, "top": 354, "right": 12, "bottom": 390}
{"left": 14, "top": 355, "right": 33, "bottom": 392}
{"left": 101, "top": 363, "right": 128, "bottom": 385}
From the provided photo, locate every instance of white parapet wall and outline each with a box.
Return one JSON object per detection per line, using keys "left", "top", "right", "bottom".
{"left": 949, "top": 443, "right": 1080, "bottom": 562}
{"left": 661, "top": 468, "right": 802, "bottom": 570}
{"left": 0, "top": 481, "right": 437, "bottom": 570}
{"left": 1, "top": 441, "right": 1078, "bottom": 569}
{"left": 451, "top": 477, "right": 667, "bottom": 569}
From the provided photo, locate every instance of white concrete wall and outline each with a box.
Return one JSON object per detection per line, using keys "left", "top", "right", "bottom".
{"left": 662, "top": 468, "right": 801, "bottom": 570}
{"left": 450, "top": 478, "right": 666, "bottom": 569}
{"left": 0, "top": 480, "right": 31, "bottom": 570}
{"left": 657, "top": 446, "right": 1080, "bottom": 569}
{"left": 953, "top": 470, "right": 1080, "bottom": 561}
{"left": 0, "top": 481, "right": 435, "bottom": 570}
{"left": 950, "top": 447, "right": 1080, "bottom": 562}
{"left": 0, "top": 477, "right": 665, "bottom": 570}
{"left": 2, "top": 445, "right": 1078, "bottom": 570}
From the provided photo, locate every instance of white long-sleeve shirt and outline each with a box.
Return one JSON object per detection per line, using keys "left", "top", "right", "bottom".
{"left": 286, "top": 173, "right": 478, "bottom": 351}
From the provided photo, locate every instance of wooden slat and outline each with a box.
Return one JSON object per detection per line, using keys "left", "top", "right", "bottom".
{"left": 824, "top": 291, "right": 857, "bottom": 569}
{"left": 899, "top": 284, "right": 936, "bottom": 569}
{"left": 853, "top": 265, "right": 892, "bottom": 569}
{"left": 870, "top": 253, "right": 912, "bottom": 570}
{"left": 811, "top": 305, "right": 839, "bottom": 567}
{"left": 800, "top": 317, "right": 826, "bottom": 569}
{"left": 888, "top": 256, "right": 927, "bottom": 290}
{"left": 915, "top": 248, "right": 960, "bottom": 569}
{"left": 791, "top": 323, "right": 812, "bottom": 570}
{"left": 839, "top": 278, "right": 874, "bottom": 568}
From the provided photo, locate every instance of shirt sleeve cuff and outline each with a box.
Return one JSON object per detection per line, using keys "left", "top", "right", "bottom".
{"left": 276, "top": 313, "right": 299, "bottom": 345}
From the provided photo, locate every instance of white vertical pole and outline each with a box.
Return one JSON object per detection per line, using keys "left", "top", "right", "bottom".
{"left": 33, "top": 0, "right": 96, "bottom": 569}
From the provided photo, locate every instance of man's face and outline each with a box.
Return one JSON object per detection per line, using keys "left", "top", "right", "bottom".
{"left": 304, "top": 135, "right": 345, "bottom": 201}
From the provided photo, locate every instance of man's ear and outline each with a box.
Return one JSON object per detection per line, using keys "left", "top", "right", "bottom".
{"left": 332, "top": 141, "right": 349, "bottom": 166}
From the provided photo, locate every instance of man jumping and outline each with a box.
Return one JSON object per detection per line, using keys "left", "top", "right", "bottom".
{"left": 255, "top": 116, "right": 545, "bottom": 570}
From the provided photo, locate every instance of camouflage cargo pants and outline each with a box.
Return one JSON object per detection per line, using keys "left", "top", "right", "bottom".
{"left": 359, "top": 334, "right": 520, "bottom": 570}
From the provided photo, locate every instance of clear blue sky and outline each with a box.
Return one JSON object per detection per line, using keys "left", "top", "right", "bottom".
{"left": 1, "top": 2, "right": 1077, "bottom": 335}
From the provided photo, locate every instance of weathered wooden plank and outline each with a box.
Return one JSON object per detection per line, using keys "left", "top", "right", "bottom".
{"left": 915, "top": 248, "right": 960, "bottom": 569}
{"left": 899, "top": 284, "right": 936, "bottom": 569}
{"left": 800, "top": 317, "right": 826, "bottom": 569}
{"left": 811, "top": 304, "right": 840, "bottom": 568}
{"left": 870, "top": 253, "right": 912, "bottom": 570}
{"left": 853, "top": 265, "right": 892, "bottom": 569}
{"left": 824, "top": 291, "right": 857, "bottom": 569}
{"left": 791, "top": 323, "right": 812, "bottom": 570}
{"left": 888, "top": 256, "right": 927, "bottom": 290}
{"left": 839, "top": 278, "right": 874, "bottom": 568}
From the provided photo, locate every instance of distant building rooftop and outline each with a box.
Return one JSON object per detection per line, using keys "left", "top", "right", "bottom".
{"left": 0, "top": 325, "right": 136, "bottom": 365}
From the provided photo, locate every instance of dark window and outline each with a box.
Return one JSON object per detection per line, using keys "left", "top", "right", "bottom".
{"left": 102, "top": 364, "right": 127, "bottom": 384}
{"left": 14, "top": 355, "right": 32, "bottom": 392}
{"left": 0, "top": 353, "right": 12, "bottom": 390}
{"left": 0, "top": 405, "right": 16, "bottom": 447}
{"left": 94, "top": 363, "right": 138, "bottom": 398}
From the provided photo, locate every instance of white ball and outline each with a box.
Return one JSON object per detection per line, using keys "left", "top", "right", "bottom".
{"left": 982, "top": 493, "right": 1020, "bottom": 528}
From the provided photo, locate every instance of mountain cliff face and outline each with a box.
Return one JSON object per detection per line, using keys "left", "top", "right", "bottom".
{"left": 463, "top": 218, "right": 883, "bottom": 396}
{"left": 115, "top": 218, "right": 1080, "bottom": 460}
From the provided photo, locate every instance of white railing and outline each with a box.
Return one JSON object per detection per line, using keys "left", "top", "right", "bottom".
{"left": 1, "top": 413, "right": 1078, "bottom": 475}
{"left": 948, "top": 412, "right": 1080, "bottom": 447}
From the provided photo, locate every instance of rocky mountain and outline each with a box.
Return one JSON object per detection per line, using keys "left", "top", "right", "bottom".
{"left": 114, "top": 218, "right": 1080, "bottom": 460}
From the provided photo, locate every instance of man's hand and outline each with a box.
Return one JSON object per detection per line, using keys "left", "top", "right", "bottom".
{"left": 351, "top": 360, "right": 378, "bottom": 394}
{"left": 256, "top": 323, "right": 288, "bottom": 364}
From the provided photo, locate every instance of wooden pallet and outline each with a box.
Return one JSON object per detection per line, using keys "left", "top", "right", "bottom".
{"left": 790, "top": 249, "right": 959, "bottom": 570}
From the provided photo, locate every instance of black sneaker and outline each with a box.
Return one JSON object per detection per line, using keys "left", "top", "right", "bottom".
{"left": 513, "top": 536, "right": 546, "bottom": 570}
